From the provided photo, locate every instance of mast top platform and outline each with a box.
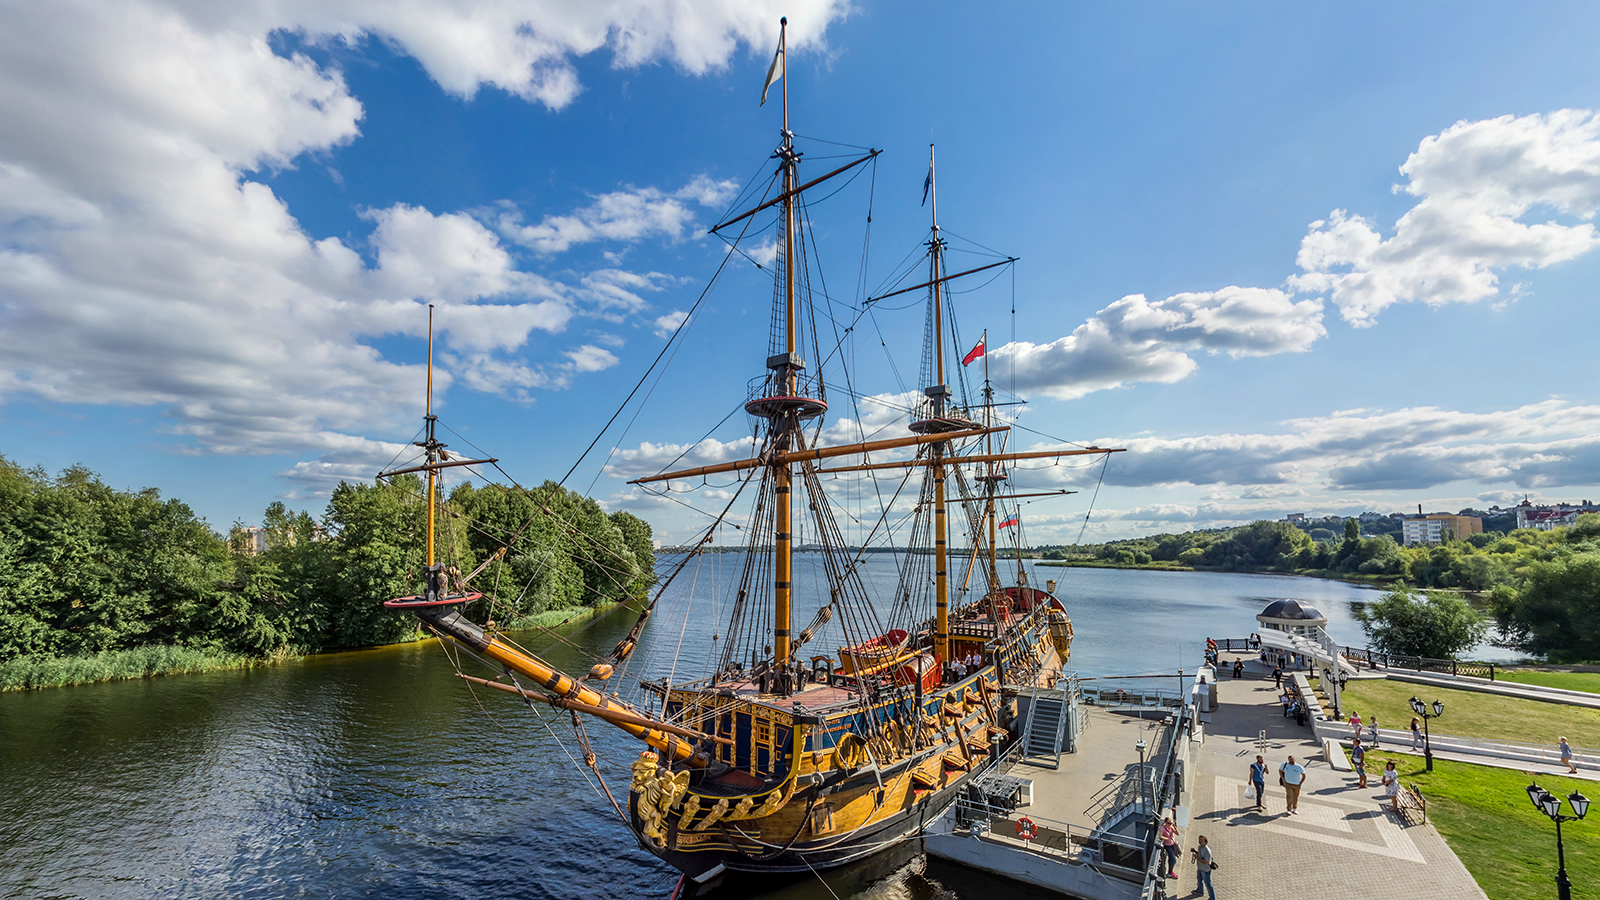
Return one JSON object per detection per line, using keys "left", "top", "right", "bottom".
{"left": 909, "top": 414, "right": 981, "bottom": 435}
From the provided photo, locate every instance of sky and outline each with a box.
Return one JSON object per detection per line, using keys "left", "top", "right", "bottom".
{"left": 4, "top": 1, "right": 1600, "bottom": 545}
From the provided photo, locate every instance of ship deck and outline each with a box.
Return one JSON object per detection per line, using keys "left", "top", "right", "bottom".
{"left": 923, "top": 702, "right": 1171, "bottom": 900}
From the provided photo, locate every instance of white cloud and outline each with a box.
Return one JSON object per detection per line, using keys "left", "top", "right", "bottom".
{"left": 653, "top": 309, "right": 690, "bottom": 337}
{"left": 1292, "top": 110, "right": 1600, "bottom": 326}
{"left": 1040, "top": 401, "right": 1600, "bottom": 494}
{"left": 496, "top": 176, "right": 739, "bottom": 254}
{"left": 992, "top": 287, "right": 1325, "bottom": 400}
{"left": 991, "top": 110, "right": 1600, "bottom": 405}
{"left": 565, "top": 344, "right": 620, "bottom": 373}
{"left": 285, "top": 1, "right": 845, "bottom": 108}
{"left": 581, "top": 268, "right": 677, "bottom": 314}
{"left": 0, "top": 0, "right": 847, "bottom": 467}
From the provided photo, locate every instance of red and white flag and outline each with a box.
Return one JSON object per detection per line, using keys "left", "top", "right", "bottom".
{"left": 961, "top": 339, "right": 985, "bottom": 367}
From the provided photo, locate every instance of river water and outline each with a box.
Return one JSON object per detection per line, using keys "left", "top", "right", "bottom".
{"left": 0, "top": 563, "right": 1489, "bottom": 899}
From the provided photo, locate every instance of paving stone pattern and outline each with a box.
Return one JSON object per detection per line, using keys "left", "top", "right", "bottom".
{"left": 1174, "top": 658, "right": 1489, "bottom": 900}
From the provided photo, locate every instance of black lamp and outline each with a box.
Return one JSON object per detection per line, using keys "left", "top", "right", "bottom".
{"left": 1527, "top": 781, "right": 1589, "bottom": 900}
{"left": 1408, "top": 696, "right": 1443, "bottom": 772}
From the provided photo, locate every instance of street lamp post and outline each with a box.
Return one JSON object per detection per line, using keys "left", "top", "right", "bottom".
{"left": 1526, "top": 782, "right": 1590, "bottom": 900}
{"left": 1136, "top": 738, "right": 1148, "bottom": 812}
{"left": 1408, "top": 696, "right": 1443, "bottom": 772}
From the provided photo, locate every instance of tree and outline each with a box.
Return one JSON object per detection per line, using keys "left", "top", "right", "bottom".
{"left": 1200, "top": 520, "right": 1311, "bottom": 570}
{"left": 1354, "top": 586, "right": 1487, "bottom": 659}
{"left": 1344, "top": 519, "right": 1361, "bottom": 542}
{"left": 1491, "top": 551, "right": 1600, "bottom": 663}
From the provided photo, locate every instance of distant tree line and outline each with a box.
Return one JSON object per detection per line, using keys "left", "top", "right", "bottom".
{"left": 1039, "top": 514, "right": 1600, "bottom": 662}
{"left": 0, "top": 456, "right": 655, "bottom": 666}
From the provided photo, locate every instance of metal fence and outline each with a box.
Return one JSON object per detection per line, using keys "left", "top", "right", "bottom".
{"left": 1338, "top": 646, "right": 1497, "bottom": 680}
{"left": 1209, "top": 637, "right": 1498, "bottom": 681}
{"left": 951, "top": 792, "right": 1149, "bottom": 881}
{"left": 1139, "top": 703, "right": 1196, "bottom": 900}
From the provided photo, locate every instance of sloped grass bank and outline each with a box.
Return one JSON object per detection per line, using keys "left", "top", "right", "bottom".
{"left": 0, "top": 645, "right": 261, "bottom": 691}
{"left": 0, "top": 597, "right": 641, "bottom": 692}
{"left": 1360, "top": 752, "right": 1599, "bottom": 900}
{"left": 1498, "top": 669, "right": 1600, "bottom": 695}
{"left": 1338, "top": 678, "right": 1600, "bottom": 750}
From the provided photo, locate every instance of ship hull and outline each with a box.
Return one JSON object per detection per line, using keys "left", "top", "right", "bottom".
{"left": 630, "top": 611, "right": 1064, "bottom": 880}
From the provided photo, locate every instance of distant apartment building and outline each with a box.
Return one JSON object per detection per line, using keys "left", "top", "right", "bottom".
{"left": 1516, "top": 499, "right": 1600, "bottom": 531}
{"left": 236, "top": 526, "right": 269, "bottom": 555}
{"left": 1284, "top": 512, "right": 1306, "bottom": 523}
{"left": 1401, "top": 514, "right": 1483, "bottom": 546}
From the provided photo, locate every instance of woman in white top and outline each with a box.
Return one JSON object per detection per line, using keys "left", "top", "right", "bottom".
{"left": 1381, "top": 760, "right": 1400, "bottom": 811}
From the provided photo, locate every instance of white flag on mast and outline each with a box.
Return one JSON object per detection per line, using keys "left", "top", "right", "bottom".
{"left": 760, "top": 24, "right": 785, "bottom": 106}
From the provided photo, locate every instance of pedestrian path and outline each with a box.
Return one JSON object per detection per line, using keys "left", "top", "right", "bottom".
{"left": 1180, "top": 665, "right": 1488, "bottom": 900}
{"left": 1381, "top": 669, "right": 1600, "bottom": 709}
{"left": 1348, "top": 730, "right": 1600, "bottom": 781}
{"left": 1221, "top": 653, "right": 1600, "bottom": 781}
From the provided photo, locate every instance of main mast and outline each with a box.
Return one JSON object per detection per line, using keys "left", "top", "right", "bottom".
{"left": 926, "top": 144, "right": 951, "bottom": 668}
{"left": 773, "top": 16, "right": 797, "bottom": 674}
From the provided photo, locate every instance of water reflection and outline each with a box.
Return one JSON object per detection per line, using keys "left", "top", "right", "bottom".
{"left": 0, "top": 562, "right": 1465, "bottom": 899}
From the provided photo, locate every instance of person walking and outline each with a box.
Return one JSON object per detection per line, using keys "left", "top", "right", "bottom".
{"left": 1348, "top": 710, "right": 1363, "bottom": 740}
{"left": 1411, "top": 717, "right": 1423, "bottom": 751}
{"left": 1381, "top": 759, "right": 1400, "bottom": 812}
{"left": 1158, "top": 817, "right": 1179, "bottom": 879}
{"left": 1249, "top": 755, "right": 1268, "bottom": 809}
{"left": 1350, "top": 737, "right": 1367, "bottom": 788}
{"left": 1191, "top": 835, "right": 1217, "bottom": 900}
{"left": 1561, "top": 737, "right": 1577, "bottom": 774}
{"left": 1369, "top": 715, "right": 1381, "bottom": 748}
{"left": 1279, "top": 755, "right": 1306, "bottom": 815}
{"left": 1272, "top": 664, "right": 1282, "bottom": 688}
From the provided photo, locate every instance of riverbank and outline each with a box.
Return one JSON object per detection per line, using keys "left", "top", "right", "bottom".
{"left": 1036, "top": 557, "right": 1398, "bottom": 587}
{"left": 0, "top": 596, "right": 642, "bottom": 692}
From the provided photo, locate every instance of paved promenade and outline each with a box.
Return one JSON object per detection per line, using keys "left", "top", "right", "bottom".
{"left": 1177, "top": 665, "right": 1487, "bottom": 900}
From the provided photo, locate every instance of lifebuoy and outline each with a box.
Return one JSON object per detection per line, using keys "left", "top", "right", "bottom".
{"left": 1016, "top": 817, "right": 1039, "bottom": 840}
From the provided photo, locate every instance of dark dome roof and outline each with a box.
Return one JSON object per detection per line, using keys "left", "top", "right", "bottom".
{"left": 1259, "top": 599, "right": 1324, "bottom": 620}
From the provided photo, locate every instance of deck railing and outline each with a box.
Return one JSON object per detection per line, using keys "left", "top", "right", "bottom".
{"left": 1209, "top": 637, "right": 1498, "bottom": 681}
{"left": 951, "top": 792, "right": 1149, "bottom": 881}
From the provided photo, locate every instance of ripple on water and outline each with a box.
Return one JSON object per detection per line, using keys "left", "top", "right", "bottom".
{"left": 0, "top": 562, "right": 1446, "bottom": 899}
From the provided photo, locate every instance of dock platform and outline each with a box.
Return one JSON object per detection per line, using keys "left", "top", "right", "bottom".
{"left": 924, "top": 685, "right": 1190, "bottom": 900}
{"left": 925, "top": 658, "right": 1492, "bottom": 899}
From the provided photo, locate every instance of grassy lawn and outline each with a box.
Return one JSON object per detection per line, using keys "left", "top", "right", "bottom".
{"left": 1499, "top": 670, "right": 1600, "bottom": 696}
{"left": 1337, "top": 678, "right": 1600, "bottom": 750}
{"left": 1359, "top": 752, "right": 1598, "bottom": 900}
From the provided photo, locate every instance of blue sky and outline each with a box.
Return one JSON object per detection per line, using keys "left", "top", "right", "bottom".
{"left": 5, "top": 1, "right": 1600, "bottom": 544}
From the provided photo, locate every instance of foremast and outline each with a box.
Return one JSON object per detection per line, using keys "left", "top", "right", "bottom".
{"left": 382, "top": 308, "right": 712, "bottom": 767}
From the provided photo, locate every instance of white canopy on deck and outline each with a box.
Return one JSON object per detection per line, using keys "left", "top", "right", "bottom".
{"left": 1255, "top": 627, "right": 1356, "bottom": 676}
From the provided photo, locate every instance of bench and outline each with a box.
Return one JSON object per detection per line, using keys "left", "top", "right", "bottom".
{"left": 1396, "top": 782, "right": 1427, "bottom": 825}
{"left": 1323, "top": 738, "right": 1351, "bottom": 771}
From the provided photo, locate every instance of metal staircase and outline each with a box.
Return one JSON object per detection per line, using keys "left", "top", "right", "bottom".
{"left": 1022, "top": 687, "right": 1071, "bottom": 769}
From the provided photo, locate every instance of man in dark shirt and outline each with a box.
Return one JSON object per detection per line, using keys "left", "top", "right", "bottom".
{"left": 1248, "top": 755, "right": 1268, "bottom": 808}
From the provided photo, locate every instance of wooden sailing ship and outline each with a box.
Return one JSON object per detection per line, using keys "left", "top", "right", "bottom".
{"left": 380, "top": 18, "right": 1124, "bottom": 888}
